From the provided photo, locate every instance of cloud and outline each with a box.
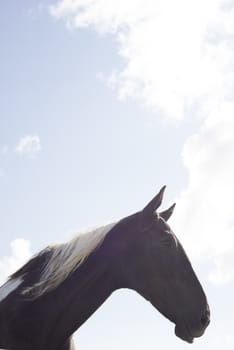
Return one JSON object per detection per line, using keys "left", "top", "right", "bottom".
{"left": 50, "top": 0, "right": 234, "bottom": 121}
{"left": 50, "top": 1, "right": 234, "bottom": 285}
{"left": 26, "top": 3, "right": 45, "bottom": 20}
{"left": 172, "top": 102, "right": 234, "bottom": 285}
{"left": 15, "top": 135, "right": 41, "bottom": 158}
{"left": 0, "top": 239, "right": 31, "bottom": 285}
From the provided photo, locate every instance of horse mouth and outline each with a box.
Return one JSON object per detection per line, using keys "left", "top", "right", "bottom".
{"left": 175, "top": 324, "right": 194, "bottom": 344}
{"left": 175, "top": 322, "right": 206, "bottom": 344}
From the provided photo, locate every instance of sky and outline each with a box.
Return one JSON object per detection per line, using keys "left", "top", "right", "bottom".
{"left": 1, "top": 0, "right": 234, "bottom": 349}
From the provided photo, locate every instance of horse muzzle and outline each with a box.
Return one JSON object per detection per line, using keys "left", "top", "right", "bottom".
{"left": 175, "top": 306, "right": 210, "bottom": 344}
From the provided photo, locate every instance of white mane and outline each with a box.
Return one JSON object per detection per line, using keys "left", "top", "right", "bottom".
{"left": 23, "top": 222, "right": 116, "bottom": 298}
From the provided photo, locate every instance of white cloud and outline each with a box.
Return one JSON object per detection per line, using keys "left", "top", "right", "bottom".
{"left": 208, "top": 323, "right": 234, "bottom": 349}
{"left": 225, "top": 333, "right": 234, "bottom": 347}
{"left": 26, "top": 3, "right": 45, "bottom": 20}
{"left": 172, "top": 102, "right": 234, "bottom": 285}
{"left": 50, "top": 0, "right": 234, "bottom": 121}
{"left": 0, "top": 239, "right": 31, "bottom": 285}
{"left": 50, "top": 1, "right": 234, "bottom": 286}
{"left": 15, "top": 135, "right": 41, "bottom": 157}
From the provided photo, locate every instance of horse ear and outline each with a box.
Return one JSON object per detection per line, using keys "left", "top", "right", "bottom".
{"left": 142, "top": 186, "right": 166, "bottom": 217}
{"left": 160, "top": 203, "right": 176, "bottom": 221}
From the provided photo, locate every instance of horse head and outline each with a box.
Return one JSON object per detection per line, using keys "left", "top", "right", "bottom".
{"left": 115, "top": 186, "right": 210, "bottom": 343}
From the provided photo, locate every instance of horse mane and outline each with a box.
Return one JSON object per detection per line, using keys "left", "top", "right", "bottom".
{"left": 10, "top": 222, "right": 116, "bottom": 299}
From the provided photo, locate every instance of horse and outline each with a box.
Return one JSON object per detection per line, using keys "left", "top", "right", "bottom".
{"left": 0, "top": 186, "right": 210, "bottom": 350}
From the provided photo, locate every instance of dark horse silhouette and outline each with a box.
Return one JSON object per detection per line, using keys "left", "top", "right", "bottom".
{"left": 0, "top": 187, "right": 210, "bottom": 349}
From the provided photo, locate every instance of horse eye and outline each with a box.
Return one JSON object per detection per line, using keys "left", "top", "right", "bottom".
{"left": 161, "top": 232, "right": 176, "bottom": 248}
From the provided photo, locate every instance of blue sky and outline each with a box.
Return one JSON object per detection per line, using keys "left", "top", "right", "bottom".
{"left": 1, "top": 1, "right": 234, "bottom": 349}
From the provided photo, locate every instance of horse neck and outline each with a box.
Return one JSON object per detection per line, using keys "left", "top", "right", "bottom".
{"left": 47, "top": 245, "right": 119, "bottom": 345}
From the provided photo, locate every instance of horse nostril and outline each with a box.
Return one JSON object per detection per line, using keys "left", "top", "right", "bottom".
{"left": 201, "top": 310, "right": 210, "bottom": 327}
